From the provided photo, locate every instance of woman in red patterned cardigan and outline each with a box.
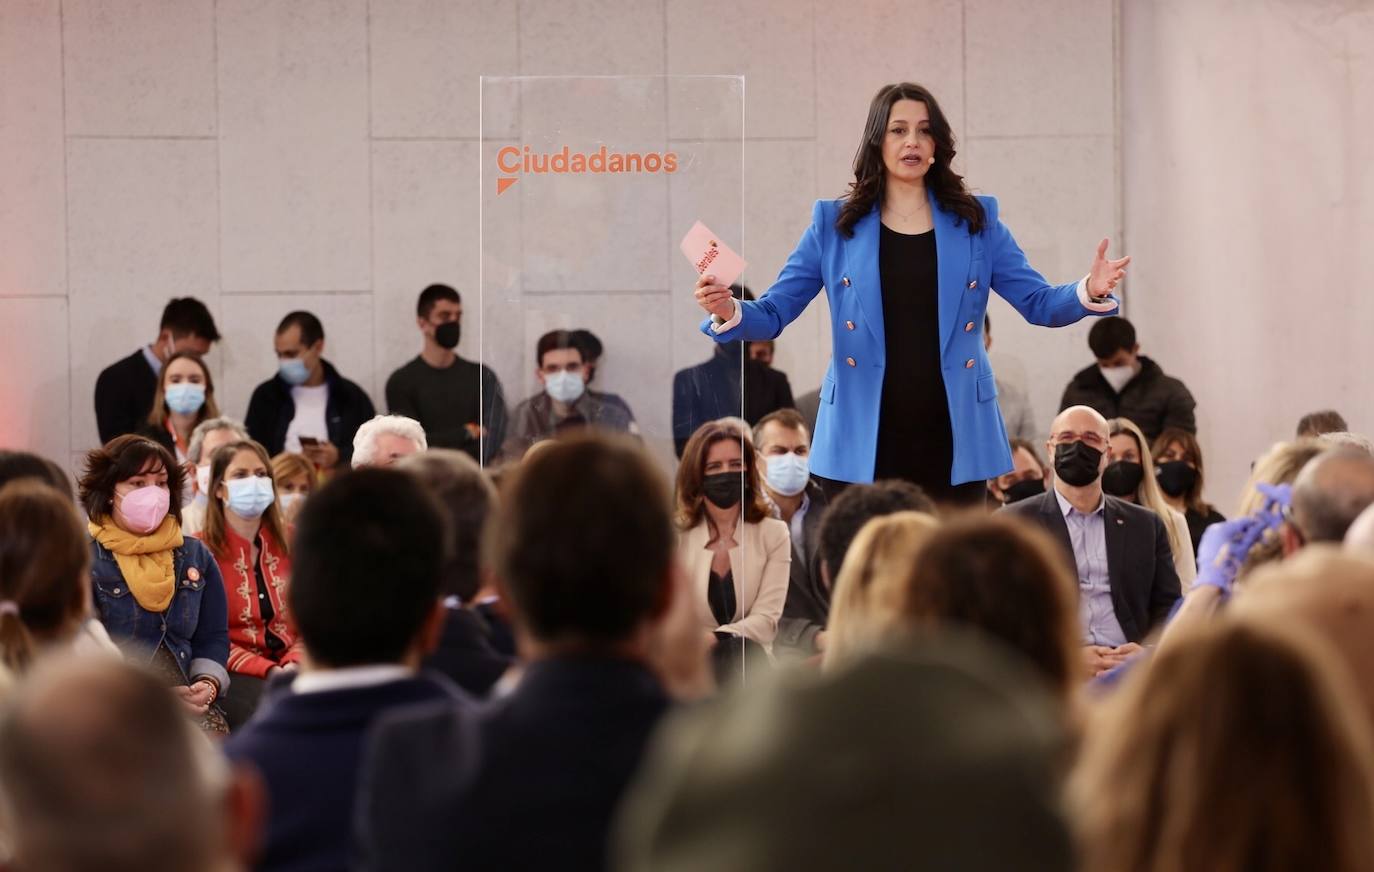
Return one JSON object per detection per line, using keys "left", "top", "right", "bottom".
{"left": 197, "top": 438, "right": 303, "bottom": 729}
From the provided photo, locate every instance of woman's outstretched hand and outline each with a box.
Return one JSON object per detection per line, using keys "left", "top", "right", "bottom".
{"left": 694, "top": 274, "right": 736, "bottom": 321}
{"left": 1087, "top": 238, "right": 1131, "bottom": 302}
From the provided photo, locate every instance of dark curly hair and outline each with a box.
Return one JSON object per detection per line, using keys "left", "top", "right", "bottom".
{"left": 78, "top": 435, "right": 185, "bottom": 527}
{"left": 836, "top": 82, "right": 985, "bottom": 238}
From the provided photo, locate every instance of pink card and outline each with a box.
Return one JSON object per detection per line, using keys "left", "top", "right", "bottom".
{"left": 680, "top": 221, "right": 747, "bottom": 289}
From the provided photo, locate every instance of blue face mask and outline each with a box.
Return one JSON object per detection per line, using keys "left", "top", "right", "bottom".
{"left": 164, "top": 383, "right": 206, "bottom": 415}
{"left": 544, "top": 370, "right": 585, "bottom": 404}
{"left": 279, "top": 358, "right": 310, "bottom": 386}
{"left": 224, "top": 476, "right": 276, "bottom": 520}
{"left": 765, "top": 453, "right": 810, "bottom": 497}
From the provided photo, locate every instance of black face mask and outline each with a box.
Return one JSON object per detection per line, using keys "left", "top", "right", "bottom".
{"left": 1003, "top": 478, "right": 1046, "bottom": 505}
{"left": 702, "top": 472, "right": 745, "bottom": 509}
{"left": 1102, "top": 461, "right": 1144, "bottom": 497}
{"left": 1054, "top": 441, "right": 1104, "bottom": 487}
{"left": 434, "top": 321, "right": 461, "bottom": 350}
{"left": 1156, "top": 460, "right": 1198, "bottom": 498}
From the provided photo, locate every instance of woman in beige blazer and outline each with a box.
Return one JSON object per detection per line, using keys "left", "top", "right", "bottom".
{"left": 675, "top": 422, "right": 791, "bottom": 650}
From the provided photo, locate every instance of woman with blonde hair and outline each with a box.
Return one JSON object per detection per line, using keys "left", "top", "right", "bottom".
{"left": 139, "top": 352, "right": 221, "bottom": 465}
{"left": 1071, "top": 619, "right": 1374, "bottom": 872}
{"left": 822, "top": 511, "right": 940, "bottom": 668}
{"left": 270, "top": 451, "right": 316, "bottom": 526}
{"left": 1105, "top": 418, "right": 1195, "bottom": 588}
{"left": 1236, "top": 438, "right": 1325, "bottom": 517}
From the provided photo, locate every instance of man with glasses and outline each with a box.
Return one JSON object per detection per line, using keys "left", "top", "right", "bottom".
{"left": 501, "top": 330, "right": 638, "bottom": 460}
{"left": 1000, "top": 405, "right": 1181, "bottom": 677}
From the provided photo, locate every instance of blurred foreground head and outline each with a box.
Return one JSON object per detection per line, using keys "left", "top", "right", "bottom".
{"left": 617, "top": 632, "right": 1073, "bottom": 872}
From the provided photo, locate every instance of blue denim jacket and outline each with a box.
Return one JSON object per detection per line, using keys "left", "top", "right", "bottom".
{"left": 89, "top": 535, "right": 231, "bottom": 693}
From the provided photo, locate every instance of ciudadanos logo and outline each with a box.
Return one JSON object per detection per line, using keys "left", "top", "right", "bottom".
{"left": 495, "top": 145, "right": 679, "bottom": 194}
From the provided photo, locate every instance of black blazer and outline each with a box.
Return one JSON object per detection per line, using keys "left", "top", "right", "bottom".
{"left": 356, "top": 656, "right": 669, "bottom": 872}
{"left": 999, "top": 488, "right": 1182, "bottom": 642}
{"left": 776, "top": 480, "right": 831, "bottom": 658}
{"left": 244, "top": 359, "right": 376, "bottom": 463}
{"left": 671, "top": 344, "right": 795, "bottom": 456}
{"left": 94, "top": 349, "right": 159, "bottom": 445}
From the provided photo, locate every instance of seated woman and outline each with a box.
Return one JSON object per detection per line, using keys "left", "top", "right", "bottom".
{"left": 79, "top": 435, "right": 230, "bottom": 735}
{"left": 0, "top": 480, "right": 101, "bottom": 699}
{"left": 1104, "top": 417, "right": 1197, "bottom": 590}
{"left": 270, "top": 450, "right": 316, "bottom": 527}
{"left": 675, "top": 422, "right": 790, "bottom": 674}
{"left": 140, "top": 351, "right": 220, "bottom": 468}
{"left": 199, "top": 440, "right": 303, "bottom": 729}
{"left": 1151, "top": 427, "right": 1226, "bottom": 553}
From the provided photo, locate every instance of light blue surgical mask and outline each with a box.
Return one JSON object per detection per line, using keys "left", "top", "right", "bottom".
{"left": 544, "top": 370, "right": 585, "bottom": 404}
{"left": 224, "top": 476, "right": 276, "bottom": 520}
{"left": 279, "top": 358, "right": 310, "bottom": 386}
{"left": 765, "top": 452, "right": 810, "bottom": 497}
{"left": 164, "top": 382, "right": 206, "bottom": 415}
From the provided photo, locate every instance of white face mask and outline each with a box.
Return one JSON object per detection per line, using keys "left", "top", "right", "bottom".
{"left": 1099, "top": 364, "right": 1135, "bottom": 394}
{"left": 195, "top": 464, "right": 212, "bottom": 496}
{"left": 544, "top": 370, "right": 585, "bottom": 404}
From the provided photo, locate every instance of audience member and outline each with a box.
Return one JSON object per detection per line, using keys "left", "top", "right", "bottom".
{"left": 184, "top": 417, "right": 250, "bottom": 536}
{"left": 397, "top": 449, "right": 513, "bottom": 697}
{"left": 753, "top": 410, "right": 831, "bottom": 660}
{"left": 0, "top": 448, "right": 72, "bottom": 497}
{"left": 384, "top": 284, "right": 507, "bottom": 463}
{"left": 79, "top": 435, "right": 230, "bottom": 734}
{"left": 1237, "top": 438, "right": 1325, "bottom": 516}
{"left": 569, "top": 328, "right": 636, "bottom": 420}
{"left": 1059, "top": 316, "right": 1195, "bottom": 442}
{"left": 617, "top": 634, "right": 1074, "bottom": 872}
{"left": 358, "top": 436, "right": 678, "bottom": 872}
{"left": 1104, "top": 418, "right": 1196, "bottom": 588}
{"left": 0, "top": 482, "right": 94, "bottom": 694}
{"left": 671, "top": 285, "right": 794, "bottom": 457}
{"left": 1348, "top": 503, "right": 1374, "bottom": 555}
{"left": 139, "top": 352, "right": 221, "bottom": 471}
{"left": 270, "top": 451, "right": 315, "bottom": 526}
{"left": 504, "top": 330, "right": 638, "bottom": 460}
{"left": 794, "top": 386, "right": 820, "bottom": 438}
{"left": 352, "top": 414, "right": 427, "bottom": 468}
{"left": 0, "top": 657, "right": 262, "bottom": 872}
{"left": 1000, "top": 406, "right": 1182, "bottom": 676}
{"left": 245, "top": 311, "right": 375, "bottom": 472}
{"left": 675, "top": 423, "right": 790, "bottom": 656}
{"left": 891, "top": 517, "right": 1080, "bottom": 701}
{"left": 1151, "top": 426, "right": 1226, "bottom": 552}
{"left": 197, "top": 440, "right": 303, "bottom": 729}
{"left": 823, "top": 511, "right": 939, "bottom": 667}
{"left": 225, "top": 468, "right": 459, "bottom": 872}
{"left": 984, "top": 314, "right": 1037, "bottom": 441}
{"left": 95, "top": 297, "right": 221, "bottom": 445}
{"left": 747, "top": 338, "right": 797, "bottom": 409}
{"left": 1318, "top": 429, "right": 1374, "bottom": 455}
{"left": 987, "top": 437, "right": 1049, "bottom": 505}
{"left": 1288, "top": 447, "right": 1374, "bottom": 547}
{"left": 1070, "top": 620, "right": 1374, "bottom": 872}
{"left": 1297, "top": 408, "right": 1348, "bottom": 438}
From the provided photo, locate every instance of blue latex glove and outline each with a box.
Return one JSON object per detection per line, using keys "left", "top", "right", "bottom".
{"left": 1193, "top": 483, "right": 1293, "bottom": 594}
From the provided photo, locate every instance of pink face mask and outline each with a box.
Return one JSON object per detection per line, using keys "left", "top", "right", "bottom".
{"left": 118, "top": 485, "right": 170, "bottom": 534}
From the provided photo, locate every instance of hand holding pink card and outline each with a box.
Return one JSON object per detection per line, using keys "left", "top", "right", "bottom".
{"left": 679, "top": 221, "right": 747, "bottom": 290}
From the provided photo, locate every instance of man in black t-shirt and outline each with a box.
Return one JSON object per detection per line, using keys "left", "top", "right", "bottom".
{"left": 384, "top": 284, "right": 507, "bottom": 464}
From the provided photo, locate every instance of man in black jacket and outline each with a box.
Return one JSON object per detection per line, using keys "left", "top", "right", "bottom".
{"left": 244, "top": 311, "right": 375, "bottom": 469}
{"left": 1000, "top": 405, "right": 1182, "bottom": 677}
{"left": 1059, "top": 316, "right": 1196, "bottom": 443}
{"left": 93, "top": 297, "right": 220, "bottom": 445}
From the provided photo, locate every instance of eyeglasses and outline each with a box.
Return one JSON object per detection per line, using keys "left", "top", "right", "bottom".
{"left": 1051, "top": 430, "right": 1107, "bottom": 450}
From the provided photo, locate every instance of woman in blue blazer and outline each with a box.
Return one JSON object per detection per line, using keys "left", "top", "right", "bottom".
{"left": 695, "top": 82, "right": 1128, "bottom": 505}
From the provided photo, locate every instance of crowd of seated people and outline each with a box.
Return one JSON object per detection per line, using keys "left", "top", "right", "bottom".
{"left": 5, "top": 289, "right": 1374, "bottom": 871}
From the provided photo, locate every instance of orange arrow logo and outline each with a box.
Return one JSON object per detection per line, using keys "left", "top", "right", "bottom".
{"left": 497, "top": 177, "right": 518, "bottom": 195}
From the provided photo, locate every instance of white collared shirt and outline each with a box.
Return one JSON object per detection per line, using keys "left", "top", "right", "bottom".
{"left": 292, "top": 664, "right": 413, "bottom": 696}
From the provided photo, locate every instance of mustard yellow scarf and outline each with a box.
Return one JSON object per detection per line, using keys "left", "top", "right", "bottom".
{"left": 89, "top": 516, "right": 184, "bottom": 613}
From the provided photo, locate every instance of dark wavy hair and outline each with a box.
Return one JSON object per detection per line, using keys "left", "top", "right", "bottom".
{"left": 836, "top": 82, "right": 984, "bottom": 238}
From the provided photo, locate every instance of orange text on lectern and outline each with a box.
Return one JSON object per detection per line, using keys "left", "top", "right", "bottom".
{"left": 495, "top": 145, "right": 679, "bottom": 194}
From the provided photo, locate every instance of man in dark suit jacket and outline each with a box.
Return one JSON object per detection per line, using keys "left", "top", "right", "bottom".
{"left": 94, "top": 297, "right": 220, "bottom": 444}
{"left": 357, "top": 437, "right": 681, "bottom": 872}
{"left": 1000, "top": 406, "right": 1182, "bottom": 676}
{"left": 672, "top": 342, "right": 794, "bottom": 456}
{"left": 225, "top": 469, "right": 466, "bottom": 872}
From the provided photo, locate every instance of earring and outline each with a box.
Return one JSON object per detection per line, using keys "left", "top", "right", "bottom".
{"left": 928, "top": 156, "right": 936, "bottom": 164}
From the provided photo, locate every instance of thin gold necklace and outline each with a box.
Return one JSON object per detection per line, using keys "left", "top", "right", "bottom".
{"left": 884, "top": 197, "right": 929, "bottom": 222}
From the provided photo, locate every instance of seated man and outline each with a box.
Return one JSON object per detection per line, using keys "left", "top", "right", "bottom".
{"left": 358, "top": 436, "right": 677, "bottom": 872}
{"left": 226, "top": 469, "right": 464, "bottom": 872}
{"left": 988, "top": 437, "right": 1050, "bottom": 506}
{"left": 1000, "top": 406, "right": 1182, "bottom": 677}
{"left": 183, "top": 416, "right": 250, "bottom": 535}
{"left": 1059, "top": 316, "right": 1196, "bottom": 443}
{"left": 352, "top": 414, "right": 428, "bottom": 468}
{"left": 503, "top": 330, "right": 637, "bottom": 460}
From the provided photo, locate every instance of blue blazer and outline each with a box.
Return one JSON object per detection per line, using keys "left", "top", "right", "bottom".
{"left": 701, "top": 194, "right": 1118, "bottom": 485}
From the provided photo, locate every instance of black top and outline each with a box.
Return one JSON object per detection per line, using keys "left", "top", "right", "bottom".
{"left": 94, "top": 349, "right": 160, "bottom": 444}
{"left": 874, "top": 225, "right": 955, "bottom": 495}
{"left": 423, "top": 607, "right": 514, "bottom": 698}
{"left": 671, "top": 343, "right": 796, "bottom": 457}
{"left": 707, "top": 569, "right": 737, "bottom": 626}
{"left": 384, "top": 355, "right": 508, "bottom": 463}
{"left": 1185, "top": 505, "right": 1227, "bottom": 555}
{"left": 253, "top": 534, "right": 285, "bottom": 656}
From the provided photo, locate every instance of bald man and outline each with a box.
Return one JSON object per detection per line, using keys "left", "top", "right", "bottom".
{"left": 1287, "top": 447, "right": 1374, "bottom": 549}
{"left": 0, "top": 657, "right": 262, "bottom": 872}
{"left": 1000, "top": 406, "right": 1182, "bottom": 676}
